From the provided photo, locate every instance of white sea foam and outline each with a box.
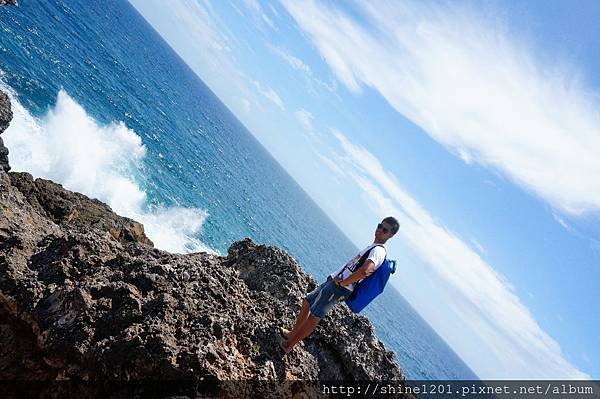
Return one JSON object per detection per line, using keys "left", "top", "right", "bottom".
{"left": 1, "top": 86, "right": 215, "bottom": 254}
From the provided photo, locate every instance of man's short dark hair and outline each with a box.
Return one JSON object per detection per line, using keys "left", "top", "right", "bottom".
{"left": 382, "top": 216, "right": 399, "bottom": 234}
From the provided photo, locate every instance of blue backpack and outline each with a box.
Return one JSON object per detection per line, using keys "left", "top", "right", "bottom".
{"left": 345, "top": 245, "right": 396, "bottom": 313}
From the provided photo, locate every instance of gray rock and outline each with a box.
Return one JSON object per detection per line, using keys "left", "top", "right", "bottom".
{"left": 0, "top": 91, "right": 12, "bottom": 172}
{"left": 9, "top": 172, "right": 154, "bottom": 246}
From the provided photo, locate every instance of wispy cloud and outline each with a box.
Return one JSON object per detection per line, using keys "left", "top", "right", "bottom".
{"left": 268, "top": 3, "right": 280, "bottom": 18}
{"left": 316, "top": 151, "right": 347, "bottom": 181}
{"left": 270, "top": 45, "right": 338, "bottom": 97}
{"left": 240, "top": 97, "right": 252, "bottom": 113}
{"left": 282, "top": 0, "right": 600, "bottom": 216}
{"left": 294, "top": 109, "right": 314, "bottom": 131}
{"left": 243, "top": 0, "right": 277, "bottom": 31}
{"left": 270, "top": 45, "right": 312, "bottom": 75}
{"left": 295, "top": 108, "right": 325, "bottom": 145}
{"left": 471, "top": 238, "right": 488, "bottom": 256}
{"left": 330, "top": 128, "right": 588, "bottom": 379}
{"left": 253, "top": 80, "right": 285, "bottom": 111}
{"left": 553, "top": 213, "right": 574, "bottom": 233}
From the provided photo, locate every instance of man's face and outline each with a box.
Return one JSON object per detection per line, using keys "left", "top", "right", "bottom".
{"left": 375, "top": 221, "right": 395, "bottom": 241}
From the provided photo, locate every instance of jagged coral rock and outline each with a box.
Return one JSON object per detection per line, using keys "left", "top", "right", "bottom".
{"left": 0, "top": 91, "right": 13, "bottom": 172}
{"left": 8, "top": 172, "right": 153, "bottom": 246}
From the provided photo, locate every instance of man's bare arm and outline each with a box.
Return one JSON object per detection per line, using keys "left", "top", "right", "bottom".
{"left": 336, "top": 259, "right": 376, "bottom": 287}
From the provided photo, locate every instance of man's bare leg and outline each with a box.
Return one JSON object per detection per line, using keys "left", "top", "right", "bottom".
{"left": 283, "top": 299, "right": 310, "bottom": 339}
{"left": 283, "top": 314, "right": 321, "bottom": 352}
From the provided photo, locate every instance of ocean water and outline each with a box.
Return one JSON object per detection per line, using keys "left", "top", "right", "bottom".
{"left": 0, "top": 0, "right": 477, "bottom": 380}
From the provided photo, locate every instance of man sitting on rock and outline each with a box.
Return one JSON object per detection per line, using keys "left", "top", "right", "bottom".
{"left": 279, "top": 217, "right": 399, "bottom": 354}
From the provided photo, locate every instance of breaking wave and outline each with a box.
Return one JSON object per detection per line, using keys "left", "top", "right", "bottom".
{"left": 2, "top": 86, "right": 214, "bottom": 254}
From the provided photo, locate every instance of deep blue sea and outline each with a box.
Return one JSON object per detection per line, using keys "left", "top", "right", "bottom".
{"left": 0, "top": 0, "right": 477, "bottom": 380}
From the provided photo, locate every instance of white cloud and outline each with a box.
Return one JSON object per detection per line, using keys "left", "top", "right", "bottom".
{"left": 281, "top": 0, "right": 600, "bottom": 216}
{"left": 553, "top": 213, "right": 574, "bottom": 233}
{"left": 471, "top": 238, "right": 487, "bottom": 256}
{"left": 243, "top": 0, "right": 260, "bottom": 12}
{"left": 243, "top": 0, "right": 277, "bottom": 31}
{"left": 330, "top": 129, "right": 588, "bottom": 379}
{"left": 268, "top": 3, "right": 280, "bottom": 18}
{"left": 294, "top": 109, "right": 314, "bottom": 131}
{"left": 316, "top": 152, "right": 347, "bottom": 180}
{"left": 261, "top": 13, "right": 276, "bottom": 31}
{"left": 253, "top": 80, "right": 285, "bottom": 111}
{"left": 240, "top": 97, "right": 252, "bottom": 113}
{"left": 270, "top": 45, "right": 312, "bottom": 75}
{"left": 269, "top": 45, "right": 338, "bottom": 96}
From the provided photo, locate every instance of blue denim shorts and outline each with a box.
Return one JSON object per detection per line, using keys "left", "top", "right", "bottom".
{"left": 305, "top": 276, "right": 352, "bottom": 318}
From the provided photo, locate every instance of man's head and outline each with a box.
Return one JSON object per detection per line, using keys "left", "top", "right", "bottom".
{"left": 374, "top": 216, "right": 399, "bottom": 243}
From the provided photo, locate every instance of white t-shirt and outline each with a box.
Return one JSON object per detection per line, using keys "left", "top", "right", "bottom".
{"left": 330, "top": 244, "right": 387, "bottom": 292}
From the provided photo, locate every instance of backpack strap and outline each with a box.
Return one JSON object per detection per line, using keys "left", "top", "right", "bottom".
{"left": 338, "top": 244, "right": 385, "bottom": 278}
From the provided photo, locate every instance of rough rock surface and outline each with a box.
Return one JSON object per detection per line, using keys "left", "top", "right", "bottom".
{"left": 0, "top": 88, "right": 405, "bottom": 396}
{"left": 0, "top": 91, "right": 12, "bottom": 172}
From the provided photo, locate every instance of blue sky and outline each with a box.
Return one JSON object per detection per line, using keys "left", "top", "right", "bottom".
{"left": 128, "top": 0, "right": 599, "bottom": 379}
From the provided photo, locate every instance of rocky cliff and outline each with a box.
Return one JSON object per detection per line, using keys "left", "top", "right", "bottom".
{"left": 0, "top": 87, "right": 405, "bottom": 396}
